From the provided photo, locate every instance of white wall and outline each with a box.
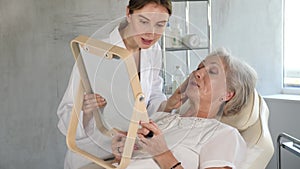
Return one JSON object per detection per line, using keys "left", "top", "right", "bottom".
{"left": 165, "top": 0, "right": 283, "bottom": 95}
{"left": 1, "top": 0, "right": 297, "bottom": 168}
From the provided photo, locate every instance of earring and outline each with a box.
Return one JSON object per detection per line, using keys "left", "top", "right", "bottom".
{"left": 219, "top": 97, "right": 224, "bottom": 102}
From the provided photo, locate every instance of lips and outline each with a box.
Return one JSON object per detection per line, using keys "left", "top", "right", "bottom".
{"left": 190, "top": 80, "right": 200, "bottom": 88}
{"left": 141, "top": 37, "right": 153, "bottom": 45}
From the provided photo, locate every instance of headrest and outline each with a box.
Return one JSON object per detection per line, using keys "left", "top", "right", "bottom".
{"left": 220, "top": 89, "right": 260, "bottom": 131}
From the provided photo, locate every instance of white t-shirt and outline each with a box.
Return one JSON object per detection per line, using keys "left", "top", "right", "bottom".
{"left": 126, "top": 112, "right": 247, "bottom": 169}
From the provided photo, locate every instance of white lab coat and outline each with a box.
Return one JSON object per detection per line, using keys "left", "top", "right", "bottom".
{"left": 57, "top": 22, "right": 167, "bottom": 169}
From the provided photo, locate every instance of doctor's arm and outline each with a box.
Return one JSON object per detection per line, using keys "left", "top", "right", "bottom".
{"left": 157, "top": 77, "right": 189, "bottom": 112}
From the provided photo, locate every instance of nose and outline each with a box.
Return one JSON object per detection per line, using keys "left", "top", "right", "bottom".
{"left": 146, "top": 30, "right": 155, "bottom": 38}
{"left": 144, "top": 25, "right": 156, "bottom": 36}
{"left": 193, "top": 67, "right": 206, "bottom": 79}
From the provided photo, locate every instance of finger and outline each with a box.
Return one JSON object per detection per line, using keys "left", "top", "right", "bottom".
{"left": 84, "top": 98, "right": 106, "bottom": 108}
{"left": 95, "top": 97, "right": 107, "bottom": 107}
{"left": 84, "top": 102, "right": 99, "bottom": 109}
{"left": 137, "top": 127, "right": 150, "bottom": 136}
{"left": 149, "top": 120, "right": 158, "bottom": 128}
{"left": 84, "top": 93, "right": 97, "bottom": 100}
{"left": 145, "top": 131, "right": 154, "bottom": 138}
{"left": 116, "top": 130, "right": 127, "bottom": 136}
{"left": 97, "top": 100, "right": 107, "bottom": 107}
{"left": 95, "top": 93, "right": 105, "bottom": 99}
{"left": 137, "top": 133, "right": 145, "bottom": 138}
{"left": 84, "top": 94, "right": 105, "bottom": 102}
{"left": 83, "top": 99, "right": 98, "bottom": 106}
{"left": 96, "top": 95, "right": 106, "bottom": 101}
{"left": 140, "top": 122, "right": 160, "bottom": 135}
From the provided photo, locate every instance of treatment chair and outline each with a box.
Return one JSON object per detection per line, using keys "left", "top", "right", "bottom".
{"left": 221, "top": 89, "right": 274, "bottom": 169}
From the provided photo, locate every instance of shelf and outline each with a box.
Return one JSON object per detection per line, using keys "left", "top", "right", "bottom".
{"left": 165, "top": 46, "right": 209, "bottom": 51}
{"left": 161, "top": 0, "right": 211, "bottom": 92}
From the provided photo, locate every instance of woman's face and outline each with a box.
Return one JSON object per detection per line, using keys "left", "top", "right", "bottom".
{"left": 126, "top": 3, "right": 170, "bottom": 49}
{"left": 185, "top": 56, "right": 228, "bottom": 117}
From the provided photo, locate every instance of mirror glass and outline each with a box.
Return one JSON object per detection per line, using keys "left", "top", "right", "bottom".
{"left": 75, "top": 46, "right": 136, "bottom": 132}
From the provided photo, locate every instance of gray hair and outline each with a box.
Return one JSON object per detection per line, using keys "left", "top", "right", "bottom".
{"left": 207, "top": 48, "right": 258, "bottom": 116}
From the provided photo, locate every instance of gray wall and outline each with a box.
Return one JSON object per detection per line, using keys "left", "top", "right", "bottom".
{"left": 0, "top": 0, "right": 126, "bottom": 168}
{"left": 0, "top": 0, "right": 298, "bottom": 168}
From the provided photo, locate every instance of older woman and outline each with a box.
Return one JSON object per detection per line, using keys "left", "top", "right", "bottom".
{"left": 112, "top": 48, "right": 258, "bottom": 169}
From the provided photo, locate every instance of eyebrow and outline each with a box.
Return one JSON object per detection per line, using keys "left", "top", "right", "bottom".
{"left": 210, "top": 61, "right": 219, "bottom": 65}
{"left": 207, "top": 62, "right": 221, "bottom": 69}
{"left": 138, "top": 14, "right": 168, "bottom": 24}
{"left": 198, "top": 60, "right": 220, "bottom": 68}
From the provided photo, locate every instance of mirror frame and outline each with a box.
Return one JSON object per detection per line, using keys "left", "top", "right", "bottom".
{"left": 67, "top": 35, "right": 149, "bottom": 169}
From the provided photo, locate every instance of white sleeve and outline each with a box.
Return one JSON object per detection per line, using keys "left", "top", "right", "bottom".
{"left": 146, "top": 44, "right": 167, "bottom": 115}
{"left": 200, "top": 126, "right": 247, "bottom": 169}
{"left": 57, "top": 64, "right": 95, "bottom": 140}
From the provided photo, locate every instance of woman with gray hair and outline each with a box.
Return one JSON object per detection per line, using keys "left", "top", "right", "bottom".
{"left": 112, "top": 48, "right": 257, "bottom": 169}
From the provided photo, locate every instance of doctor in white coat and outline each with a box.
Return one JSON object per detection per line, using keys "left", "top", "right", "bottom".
{"left": 56, "top": 1, "right": 185, "bottom": 168}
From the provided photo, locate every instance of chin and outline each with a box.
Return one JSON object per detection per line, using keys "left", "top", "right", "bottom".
{"left": 139, "top": 44, "right": 152, "bottom": 49}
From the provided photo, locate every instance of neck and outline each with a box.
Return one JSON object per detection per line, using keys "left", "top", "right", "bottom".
{"left": 189, "top": 100, "right": 219, "bottom": 118}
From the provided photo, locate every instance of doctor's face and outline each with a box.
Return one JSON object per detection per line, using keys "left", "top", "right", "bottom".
{"left": 127, "top": 3, "right": 169, "bottom": 49}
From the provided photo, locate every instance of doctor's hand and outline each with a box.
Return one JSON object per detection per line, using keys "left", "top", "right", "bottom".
{"left": 82, "top": 93, "right": 107, "bottom": 128}
{"left": 164, "top": 77, "right": 189, "bottom": 112}
{"left": 82, "top": 93, "right": 107, "bottom": 115}
{"left": 137, "top": 121, "right": 169, "bottom": 157}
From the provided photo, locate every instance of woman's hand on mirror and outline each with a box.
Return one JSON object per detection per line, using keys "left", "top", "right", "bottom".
{"left": 137, "top": 121, "right": 169, "bottom": 157}
{"left": 111, "top": 131, "right": 127, "bottom": 162}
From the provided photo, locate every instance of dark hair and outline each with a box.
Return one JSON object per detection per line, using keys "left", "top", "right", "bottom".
{"left": 128, "top": 0, "right": 172, "bottom": 15}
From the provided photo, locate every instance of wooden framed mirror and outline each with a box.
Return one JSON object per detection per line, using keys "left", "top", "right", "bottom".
{"left": 67, "top": 35, "right": 149, "bottom": 169}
